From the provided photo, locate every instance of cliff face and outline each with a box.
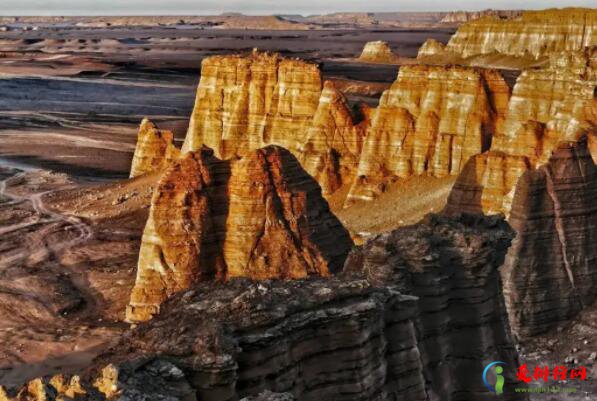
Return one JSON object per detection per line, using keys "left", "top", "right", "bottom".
{"left": 358, "top": 41, "right": 399, "bottom": 63}
{"left": 99, "top": 214, "right": 521, "bottom": 401}
{"left": 126, "top": 145, "right": 353, "bottom": 322}
{"left": 346, "top": 65, "right": 509, "bottom": 204}
{"left": 180, "top": 51, "right": 366, "bottom": 197}
{"left": 501, "top": 139, "right": 597, "bottom": 338}
{"left": 446, "top": 49, "right": 596, "bottom": 215}
{"left": 132, "top": 52, "right": 513, "bottom": 207}
{"left": 439, "top": 10, "right": 521, "bottom": 24}
{"left": 129, "top": 118, "right": 179, "bottom": 178}
{"left": 182, "top": 52, "right": 322, "bottom": 159}
{"left": 444, "top": 48, "right": 597, "bottom": 337}
{"left": 343, "top": 213, "right": 521, "bottom": 401}
{"left": 443, "top": 8, "right": 597, "bottom": 60}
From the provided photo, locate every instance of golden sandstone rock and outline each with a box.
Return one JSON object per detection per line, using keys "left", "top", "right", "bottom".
{"left": 358, "top": 41, "right": 399, "bottom": 63}
{"left": 346, "top": 65, "right": 509, "bottom": 204}
{"left": 446, "top": 48, "right": 596, "bottom": 216}
{"left": 443, "top": 8, "right": 597, "bottom": 60}
{"left": 126, "top": 145, "right": 353, "bottom": 322}
{"left": 132, "top": 51, "right": 511, "bottom": 206}
{"left": 129, "top": 118, "right": 179, "bottom": 178}
{"left": 180, "top": 51, "right": 365, "bottom": 196}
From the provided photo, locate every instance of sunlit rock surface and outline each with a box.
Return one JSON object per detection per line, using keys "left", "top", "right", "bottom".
{"left": 444, "top": 48, "right": 597, "bottom": 337}
{"left": 129, "top": 118, "right": 180, "bottom": 178}
{"left": 443, "top": 8, "right": 596, "bottom": 60}
{"left": 446, "top": 48, "right": 596, "bottom": 215}
{"left": 346, "top": 65, "right": 509, "bottom": 204}
{"left": 126, "top": 145, "right": 353, "bottom": 322}
{"left": 358, "top": 41, "right": 399, "bottom": 63}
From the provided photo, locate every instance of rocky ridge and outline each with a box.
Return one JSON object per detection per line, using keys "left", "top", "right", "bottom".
{"left": 346, "top": 65, "right": 509, "bottom": 204}
{"left": 421, "top": 8, "right": 597, "bottom": 63}
{"left": 126, "top": 145, "right": 353, "bottom": 322}
{"left": 133, "top": 51, "right": 510, "bottom": 206}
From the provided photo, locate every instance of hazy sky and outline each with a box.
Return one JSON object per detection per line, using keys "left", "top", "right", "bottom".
{"left": 2, "top": 0, "right": 594, "bottom": 16}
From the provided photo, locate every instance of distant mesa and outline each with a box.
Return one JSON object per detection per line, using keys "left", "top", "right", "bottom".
{"left": 358, "top": 41, "right": 399, "bottom": 63}
{"left": 419, "top": 7, "right": 597, "bottom": 67}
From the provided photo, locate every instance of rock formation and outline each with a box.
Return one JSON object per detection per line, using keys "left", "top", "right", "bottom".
{"left": 500, "top": 139, "right": 597, "bottom": 338}
{"left": 132, "top": 51, "right": 513, "bottom": 206}
{"left": 182, "top": 51, "right": 322, "bottom": 159}
{"left": 126, "top": 145, "right": 353, "bottom": 322}
{"left": 446, "top": 48, "right": 596, "bottom": 215}
{"left": 441, "top": 8, "right": 596, "bottom": 61}
{"left": 358, "top": 41, "right": 399, "bottom": 63}
{"left": 416, "top": 38, "right": 446, "bottom": 59}
{"left": 439, "top": 9, "right": 521, "bottom": 24}
{"left": 129, "top": 118, "right": 180, "bottom": 178}
{"left": 346, "top": 65, "right": 510, "bottom": 204}
{"left": 343, "top": 213, "right": 521, "bottom": 401}
{"left": 444, "top": 48, "right": 597, "bottom": 337}
{"left": 180, "top": 51, "right": 366, "bottom": 197}
{"left": 101, "top": 214, "right": 522, "bottom": 401}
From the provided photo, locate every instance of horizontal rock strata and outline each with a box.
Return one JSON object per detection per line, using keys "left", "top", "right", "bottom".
{"left": 131, "top": 51, "right": 514, "bottom": 206}
{"left": 343, "top": 213, "right": 522, "bottom": 401}
{"left": 446, "top": 48, "right": 596, "bottom": 215}
{"left": 129, "top": 118, "right": 180, "bottom": 178}
{"left": 443, "top": 8, "right": 597, "bottom": 60}
{"left": 126, "top": 145, "right": 353, "bottom": 322}
{"left": 99, "top": 214, "right": 522, "bottom": 401}
{"left": 346, "top": 65, "right": 509, "bottom": 204}
{"left": 444, "top": 48, "right": 597, "bottom": 338}
{"left": 501, "top": 139, "right": 597, "bottom": 337}
{"left": 179, "top": 51, "right": 367, "bottom": 197}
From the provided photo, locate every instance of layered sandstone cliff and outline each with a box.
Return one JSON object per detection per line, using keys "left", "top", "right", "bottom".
{"left": 346, "top": 65, "right": 509, "bottom": 204}
{"left": 444, "top": 49, "right": 597, "bottom": 337}
{"left": 126, "top": 145, "right": 353, "bottom": 322}
{"left": 445, "top": 49, "right": 596, "bottom": 215}
{"left": 439, "top": 9, "right": 521, "bottom": 24}
{"left": 133, "top": 52, "right": 512, "bottom": 207}
{"left": 129, "top": 118, "right": 179, "bottom": 178}
{"left": 180, "top": 51, "right": 366, "bottom": 196}
{"left": 442, "top": 8, "right": 597, "bottom": 60}
{"left": 501, "top": 139, "right": 597, "bottom": 338}
{"left": 358, "top": 41, "right": 399, "bottom": 63}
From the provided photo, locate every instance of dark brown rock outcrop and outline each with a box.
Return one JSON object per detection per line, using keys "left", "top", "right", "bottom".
{"left": 126, "top": 145, "right": 353, "bottom": 322}
{"left": 501, "top": 139, "right": 597, "bottom": 337}
{"left": 343, "top": 213, "right": 521, "bottom": 401}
